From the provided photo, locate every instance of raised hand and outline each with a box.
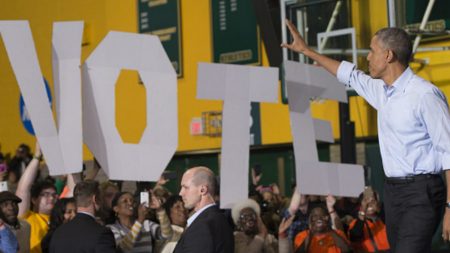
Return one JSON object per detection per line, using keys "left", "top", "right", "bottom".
{"left": 156, "top": 175, "right": 169, "bottom": 187}
{"left": 279, "top": 215, "right": 295, "bottom": 237}
{"left": 148, "top": 191, "right": 163, "bottom": 211}
{"left": 326, "top": 194, "right": 336, "bottom": 212}
{"left": 280, "top": 19, "right": 310, "bottom": 54}
{"left": 251, "top": 167, "right": 262, "bottom": 186}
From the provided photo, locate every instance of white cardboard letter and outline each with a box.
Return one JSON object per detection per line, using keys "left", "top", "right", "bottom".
{"left": 52, "top": 21, "right": 84, "bottom": 174}
{"left": 0, "top": 21, "right": 83, "bottom": 175}
{"left": 82, "top": 32, "right": 178, "bottom": 181}
{"left": 197, "top": 63, "right": 278, "bottom": 208}
{"left": 284, "top": 60, "right": 364, "bottom": 197}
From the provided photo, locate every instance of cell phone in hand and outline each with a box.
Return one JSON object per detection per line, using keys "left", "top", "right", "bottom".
{"left": 253, "top": 164, "right": 262, "bottom": 176}
{"left": 140, "top": 191, "right": 149, "bottom": 207}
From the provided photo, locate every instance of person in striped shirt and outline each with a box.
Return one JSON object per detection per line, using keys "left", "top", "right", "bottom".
{"left": 107, "top": 191, "right": 172, "bottom": 253}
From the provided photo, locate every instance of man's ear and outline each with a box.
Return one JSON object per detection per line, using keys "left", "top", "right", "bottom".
{"left": 200, "top": 185, "right": 207, "bottom": 195}
{"left": 386, "top": 49, "right": 395, "bottom": 63}
{"left": 92, "top": 194, "right": 98, "bottom": 206}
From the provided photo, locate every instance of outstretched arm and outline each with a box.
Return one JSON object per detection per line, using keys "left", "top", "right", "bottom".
{"left": 287, "top": 186, "right": 301, "bottom": 216}
{"left": 281, "top": 19, "right": 341, "bottom": 76}
{"left": 16, "top": 141, "right": 41, "bottom": 217}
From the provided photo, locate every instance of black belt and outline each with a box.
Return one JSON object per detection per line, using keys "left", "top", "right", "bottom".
{"left": 385, "top": 174, "right": 440, "bottom": 184}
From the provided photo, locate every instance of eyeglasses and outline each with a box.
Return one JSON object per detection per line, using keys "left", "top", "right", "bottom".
{"left": 39, "top": 192, "right": 58, "bottom": 198}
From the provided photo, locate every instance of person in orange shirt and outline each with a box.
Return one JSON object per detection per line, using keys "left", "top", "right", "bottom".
{"left": 348, "top": 187, "right": 390, "bottom": 253}
{"left": 294, "top": 197, "right": 351, "bottom": 253}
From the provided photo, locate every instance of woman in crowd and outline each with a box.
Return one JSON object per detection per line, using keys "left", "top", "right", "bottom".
{"left": 107, "top": 191, "right": 172, "bottom": 253}
{"left": 293, "top": 196, "right": 351, "bottom": 253}
{"left": 157, "top": 195, "right": 187, "bottom": 253}
{"left": 232, "top": 198, "right": 278, "bottom": 253}
{"left": 348, "top": 187, "right": 390, "bottom": 253}
{"left": 98, "top": 181, "right": 119, "bottom": 225}
{"left": 40, "top": 197, "right": 76, "bottom": 253}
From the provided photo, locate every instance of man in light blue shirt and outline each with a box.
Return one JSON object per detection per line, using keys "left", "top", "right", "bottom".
{"left": 282, "top": 20, "right": 450, "bottom": 253}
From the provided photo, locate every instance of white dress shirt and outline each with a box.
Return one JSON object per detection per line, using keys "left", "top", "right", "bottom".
{"left": 337, "top": 61, "right": 450, "bottom": 177}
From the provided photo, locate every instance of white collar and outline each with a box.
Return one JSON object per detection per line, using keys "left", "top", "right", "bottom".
{"left": 187, "top": 203, "right": 215, "bottom": 227}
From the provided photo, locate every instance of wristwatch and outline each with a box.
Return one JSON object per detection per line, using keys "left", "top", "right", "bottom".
{"left": 446, "top": 202, "right": 450, "bottom": 209}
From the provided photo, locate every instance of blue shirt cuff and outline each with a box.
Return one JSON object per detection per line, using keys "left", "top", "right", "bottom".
{"left": 337, "top": 61, "right": 355, "bottom": 86}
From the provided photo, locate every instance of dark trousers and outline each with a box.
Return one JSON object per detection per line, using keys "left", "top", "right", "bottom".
{"left": 384, "top": 175, "right": 445, "bottom": 253}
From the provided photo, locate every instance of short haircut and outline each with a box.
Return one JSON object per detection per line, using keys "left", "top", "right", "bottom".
{"left": 31, "top": 177, "right": 56, "bottom": 199}
{"left": 308, "top": 205, "right": 330, "bottom": 224}
{"left": 190, "top": 166, "right": 217, "bottom": 196}
{"left": 99, "top": 181, "right": 118, "bottom": 193}
{"left": 74, "top": 180, "right": 99, "bottom": 208}
{"left": 375, "top": 27, "right": 412, "bottom": 67}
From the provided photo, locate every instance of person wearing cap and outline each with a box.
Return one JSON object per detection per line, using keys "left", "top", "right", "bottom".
{"left": 0, "top": 191, "right": 30, "bottom": 253}
{"left": 232, "top": 198, "right": 278, "bottom": 253}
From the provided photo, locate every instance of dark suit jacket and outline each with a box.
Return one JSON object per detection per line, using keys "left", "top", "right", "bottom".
{"left": 174, "top": 205, "right": 234, "bottom": 253}
{"left": 49, "top": 213, "right": 116, "bottom": 253}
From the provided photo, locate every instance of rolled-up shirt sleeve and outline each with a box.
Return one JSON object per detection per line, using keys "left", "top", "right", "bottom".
{"left": 336, "top": 61, "right": 384, "bottom": 110}
{"left": 337, "top": 61, "right": 355, "bottom": 86}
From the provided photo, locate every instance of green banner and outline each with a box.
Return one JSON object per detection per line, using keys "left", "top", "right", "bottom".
{"left": 210, "top": 0, "right": 261, "bottom": 65}
{"left": 138, "top": 0, "right": 183, "bottom": 77}
{"left": 211, "top": 0, "right": 262, "bottom": 145}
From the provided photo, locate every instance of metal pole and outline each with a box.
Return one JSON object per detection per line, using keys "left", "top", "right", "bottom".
{"left": 387, "top": 0, "right": 396, "bottom": 27}
{"left": 319, "top": 0, "right": 342, "bottom": 51}
{"left": 280, "top": 0, "right": 288, "bottom": 61}
{"left": 413, "top": 0, "right": 436, "bottom": 53}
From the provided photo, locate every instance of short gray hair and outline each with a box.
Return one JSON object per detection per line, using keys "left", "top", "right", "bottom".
{"left": 375, "top": 27, "right": 412, "bottom": 67}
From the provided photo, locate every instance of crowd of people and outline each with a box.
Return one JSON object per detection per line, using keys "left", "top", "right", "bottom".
{"left": 0, "top": 141, "right": 392, "bottom": 253}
